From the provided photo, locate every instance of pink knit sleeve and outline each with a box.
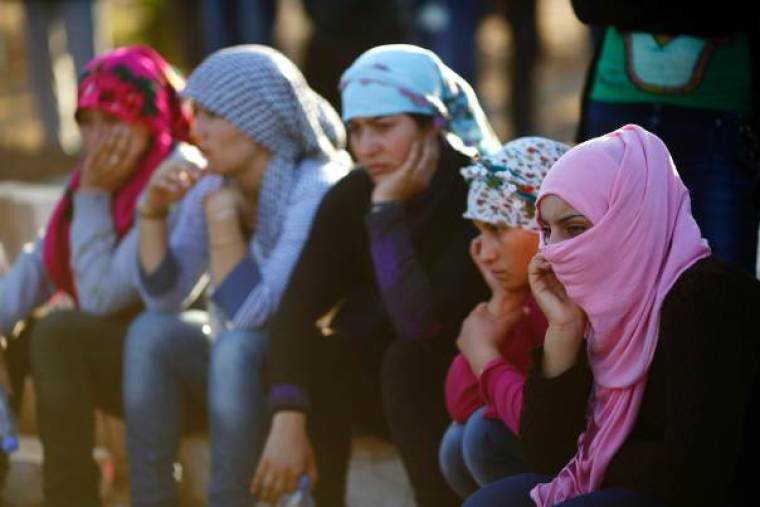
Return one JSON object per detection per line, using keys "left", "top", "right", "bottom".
{"left": 478, "top": 357, "right": 527, "bottom": 435}
{"left": 444, "top": 353, "right": 484, "bottom": 424}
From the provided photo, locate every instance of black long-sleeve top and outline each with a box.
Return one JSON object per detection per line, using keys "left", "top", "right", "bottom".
{"left": 267, "top": 143, "right": 489, "bottom": 412}
{"left": 520, "top": 257, "right": 760, "bottom": 507}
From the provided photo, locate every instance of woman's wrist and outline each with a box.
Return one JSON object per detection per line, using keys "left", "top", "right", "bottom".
{"left": 542, "top": 322, "right": 585, "bottom": 378}
{"left": 137, "top": 199, "right": 169, "bottom": 220}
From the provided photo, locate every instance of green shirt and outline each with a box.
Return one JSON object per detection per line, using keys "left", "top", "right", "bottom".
{"left": 591, "top": 28, "right": 752, "bottom": 113}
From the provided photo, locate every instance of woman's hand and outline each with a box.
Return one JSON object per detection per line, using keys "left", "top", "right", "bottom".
{"left": 204, "top": 183, "right": 257, "bottom": 231}
{"left": 528, "top": 253, "right": 585, "bottom": 329}
{"left": 528, "top": 253, "right": 587, "bottom": 377}
{"left": 371, "top": 134, "right": 439, "bottom": 203}
{"left": 141, "top": 158, "right": 203, "bottom": 217}
{"left": 252, "top": 411, "right": 318, "bottom": 504}
{"left": 80, "top": 125, "right": 145, "bottom": 192}
{"left": 457, "top": 302, "right": 526, "bottom": 374}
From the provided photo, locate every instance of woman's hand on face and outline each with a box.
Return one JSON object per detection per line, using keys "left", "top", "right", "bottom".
{"left": 252, "top": 411, "right": 318, "bottom": 504}
{"left": 457, "top": 302, "right": 526, "bottom": 374}
{"left": 371, "top": 133, "right": 440, "bottom": 203}
{"left": 528, "top": 253, "right": 585, "bottom": 330}
{"left": 141, "top": 158, "right": 203, "bottom": 215}
{"left": 80, "top": 124, "right": 145, "bottom": 192}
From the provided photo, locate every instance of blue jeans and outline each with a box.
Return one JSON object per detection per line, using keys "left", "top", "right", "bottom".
{"left": 438, "top": 407, "right": 528, "bottom": 499}
{"left": 200, "top": 0, "right": 276, "bottom": 54}
{"left": 410, "top": 0, "right": 483, "bottom": 85}
{"left": 124, "top": 311, "right": 269, "bottom": 507}
{"left": 463, "top": 473, "right": 668, "bottom": 507}
{"left": 585, "top": 101, "right": 760, "bottom": 274}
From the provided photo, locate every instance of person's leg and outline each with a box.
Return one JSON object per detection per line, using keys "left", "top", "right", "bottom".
{"left": 199, "top": 0, "right": 230, "bottom": 54}
{"left": 438, "top": 420, "right": 479, "bottom": 499}
{"left": 308, "top": 334, "right": 354, "bottom": 507}
{"left": 504, "top": 0, "right": 539, "bottom": 136}
{"left": 22, "top": 2, "right": 61, "bottom": 149}
{"left": 381, "top": 338, "right": 460, "bottom": 507}
{"left": 556, "top": 488, "right": 668, "bottom": 507}
{"left": 656, "top": 109, "right": 759, "bottom": 274}
{"left": 462, "top": 406, "right": 529, "bottom": 485}
{"left": 207, "top": 328, "right": 269, "bottom": 507}
{"left": 462, "top": 473, "right": 549, "bottom": 507}
{"left": 236, "top": 0, "right": 276, "bottom": 46}
{"left": 29, "top": 310, "right": 131, "bottom": 507}
{"left": 123, "top": 310, "right": 209, "bottom": 507}
{"left": 61, "top": 0, "right": 97, "bottom": 73}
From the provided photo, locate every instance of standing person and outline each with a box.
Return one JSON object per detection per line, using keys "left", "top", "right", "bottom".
{"left": 0, "top": 45, "right": 192, "bottom": 507}
{"left": 252, "top": 44, "right": 499, "bottom": 507}
{"left": 299, "top": 0, "right": 407, "bottom": 109}
{"left": 571, "top": 0, "right": 760, "bottom": 274}
{"left": 123, "top": 45, "right": 348, "bottom": 507}
{"left": 22, "top": 0, "right": 110, "bottom": 153}
{"left": 440, "top": 137, "right": 569, "bottom": 499}
{"left": 464, "top": 124, "right": 760, "bottom": 507}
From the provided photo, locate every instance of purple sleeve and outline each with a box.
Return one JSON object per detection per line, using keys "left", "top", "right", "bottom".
{"left": 479, "top": 357, "right": 527, "bottom": 435}
{"left": 268, "top": 383, "right": 310, "bottom": 413}
{"left": 365, "top": 202, "right": 440, "bottom": 341}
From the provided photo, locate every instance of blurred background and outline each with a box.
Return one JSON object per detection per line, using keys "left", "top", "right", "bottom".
{"left": 0, "top": 0, "right": 592, "bottom": 183}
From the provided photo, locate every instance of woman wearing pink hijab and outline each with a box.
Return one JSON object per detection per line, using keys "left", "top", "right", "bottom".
{"left": 464, "top": 124, "right": 760, "bottom": 507}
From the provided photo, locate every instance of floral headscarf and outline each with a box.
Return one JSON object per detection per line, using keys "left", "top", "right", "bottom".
{"left": 42, "top": 45, "right": 192, "bottom": 301}
{"left": 461, "top": 137, "right": 570, "bottom": 230}
{"left": 339, "top": 44, "right": 500, "bottom": 157}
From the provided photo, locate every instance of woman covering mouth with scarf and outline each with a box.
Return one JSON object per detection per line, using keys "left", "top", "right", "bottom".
{"left": 464, "top": 124, "right": 760, "bottom": 507}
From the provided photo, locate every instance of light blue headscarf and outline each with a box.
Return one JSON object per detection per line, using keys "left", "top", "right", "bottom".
{"left": 339, "top": 44, "right": 500, "bottom": 157}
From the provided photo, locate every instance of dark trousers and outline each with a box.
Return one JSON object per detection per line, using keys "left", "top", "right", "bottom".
{"left": 584, "top": 101, "right": 760, "bottom": 274}
{"left": 29, "top": 310, "right": 131, "bottom": 507}
{"left": 309, "top": 333, "right": 460, "bottom": 507}
{"left": 463, "top": 473, "right": 668, "bottom": 507}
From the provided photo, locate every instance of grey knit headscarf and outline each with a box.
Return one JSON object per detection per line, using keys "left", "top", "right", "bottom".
{"left": 182, "top": 44, "right": 346, "bottom": 257}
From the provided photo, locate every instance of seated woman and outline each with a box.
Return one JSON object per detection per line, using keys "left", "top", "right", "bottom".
{"left": 440, "top": 137, "right": 569, "bottom": 499}
{"left": 123, "top": 45, "right": 348, "bottom": 507}
{"left": 0, "top": 46, "right": 191, "bottom": 506}
{"left": 251, "top": 44, "right": 499, "bottom": 507}
{"left": 464, "top": 124, "right": 760, "bottom": 507}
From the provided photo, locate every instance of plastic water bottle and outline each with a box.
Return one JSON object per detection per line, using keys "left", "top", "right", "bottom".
{"left": 276, "top": 475, "right": 315, "bottom": 507}
{"left": 0, "top": 388, "right": 19, "bottom": 454}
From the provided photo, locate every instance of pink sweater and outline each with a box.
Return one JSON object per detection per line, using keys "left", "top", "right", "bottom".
{"left": 444, "top": 296, "right": 546, "bottom": 434}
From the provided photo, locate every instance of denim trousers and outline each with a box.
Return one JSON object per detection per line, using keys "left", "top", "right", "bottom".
{"left": 438, "top": 407, "right": 529, "bottom": 499}
{"left": 585, "top": 100, "right": 760, "bottom": 274}
{"left": 123, "top": 311, "right": 269, "bottom": 507}
{"left": 463, "top": 473, "right": 668, "bottom": 507}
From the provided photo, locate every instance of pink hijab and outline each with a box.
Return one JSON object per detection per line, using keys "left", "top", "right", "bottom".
{"left": 42, "top": 45, "right": 191, "bottom": 301}
{"left": 531, "top": 124, "right": 710, "bottom": 506}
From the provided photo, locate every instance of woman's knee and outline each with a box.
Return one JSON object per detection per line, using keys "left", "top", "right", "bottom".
{"left": 124, "top": 311, "right": 186, "bottom": 363}
{"left": 439, "top": 422, "right": 478, "bottom": 498}
{"left": 29, "top": 310, "right": 94, "bottom": 371}
{"left": 210, "top": 328, "right": 267, "bottom": 372}
{"left": 462, "top": 409, "right": 523, "bottom": 485}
